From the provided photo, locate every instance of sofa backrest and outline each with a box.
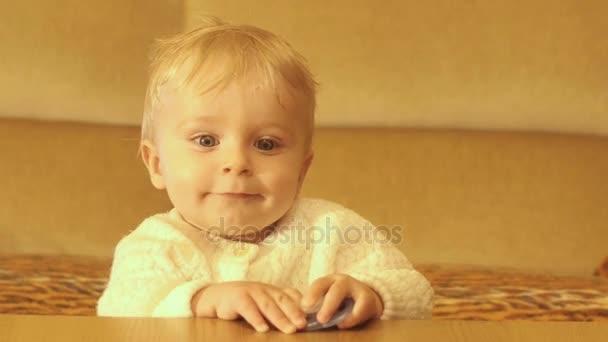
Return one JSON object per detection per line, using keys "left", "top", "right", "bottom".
{"left": 1, "top": 118, "right": 606, "bottom": 276}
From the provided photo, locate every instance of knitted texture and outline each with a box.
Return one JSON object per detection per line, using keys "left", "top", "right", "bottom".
{"left": 97, "top": 197, "right": 434, "bottom": 319}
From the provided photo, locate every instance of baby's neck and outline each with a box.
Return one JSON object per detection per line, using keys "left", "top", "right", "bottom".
{"left": 219, "top": 224, "right": 276, "bottom": 244}
{"left": 176, "top": 211, "right": 277, "bottom": 244}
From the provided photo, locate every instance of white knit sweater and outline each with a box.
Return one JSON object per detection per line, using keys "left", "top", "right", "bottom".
{"left": 97, "top": 197, "right": 434, "bottom": 319}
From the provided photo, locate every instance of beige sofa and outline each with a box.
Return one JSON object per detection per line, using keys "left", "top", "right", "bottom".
{"left": 1, "top": 117, "right": 607, "bottom": 320}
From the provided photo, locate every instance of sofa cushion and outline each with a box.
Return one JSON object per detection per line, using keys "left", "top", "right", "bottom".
{"left": 1, "top": 255, "right": 607, "bottom": 320}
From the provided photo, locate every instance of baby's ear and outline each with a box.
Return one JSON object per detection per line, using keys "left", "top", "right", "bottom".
{"left": 298, "top": 149, "right": 314, "bottom": 185}
{"left": 140, "top": 140, "right": 166, "bottom": 190}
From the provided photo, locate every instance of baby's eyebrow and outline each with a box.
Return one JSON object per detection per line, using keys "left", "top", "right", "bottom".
{"left": 261, "top": 123, "right": 294, "bottom": 135}
{"left": 175, "top": 116, "right": 294, "bottom": 136}
{"left": 176, "top": 116, "right": 218, "bottom": 130}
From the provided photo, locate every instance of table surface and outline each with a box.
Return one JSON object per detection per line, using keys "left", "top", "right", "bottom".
{"left": 2, "top": 315, "right": 607, "bottom": 342}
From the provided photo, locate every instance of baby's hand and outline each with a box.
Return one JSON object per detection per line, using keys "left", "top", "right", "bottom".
{"left": 192, "top": 281, "right": 307, "bottom": 334}
{"left": 301, "top": 274, "right": 384, "bottom": 330}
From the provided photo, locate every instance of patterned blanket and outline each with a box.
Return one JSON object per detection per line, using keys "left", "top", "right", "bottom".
{"left": 1, "top": 256, "right": 607, "bottom": 320}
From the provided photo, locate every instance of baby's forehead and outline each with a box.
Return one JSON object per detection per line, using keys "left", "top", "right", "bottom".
{"left": 156, "top": 82, "right": 305, "bottom": 133}
{"left": 163, "top": 74, "right": 303, "bottom": 112}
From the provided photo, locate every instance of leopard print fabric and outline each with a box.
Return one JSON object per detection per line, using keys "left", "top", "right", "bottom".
{"left": 421, "top": 264, "right": 608, "bottom": 321}
{"left": 0, "top": 255, "right": 109, "bottom": 315}
{"left": 1, "top": 256, "right": 607, "bottom": 320}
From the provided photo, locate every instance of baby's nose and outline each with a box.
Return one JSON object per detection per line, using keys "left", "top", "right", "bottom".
{"left": 222, "top": 164, "right": 252, "bottom": 175}
{"left": 221, "top": 148, "right": 253, "bottom": 176}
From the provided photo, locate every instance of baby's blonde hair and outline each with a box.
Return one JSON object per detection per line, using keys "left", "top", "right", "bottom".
{"left": 141, "top": 16, "right": 318, "bottom": 147}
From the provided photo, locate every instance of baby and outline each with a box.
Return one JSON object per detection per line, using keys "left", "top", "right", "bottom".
{"left": 97, "top": 16, "right": 434, "bottom": 333}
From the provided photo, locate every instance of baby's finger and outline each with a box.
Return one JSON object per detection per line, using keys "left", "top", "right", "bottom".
{"left": 234, "top": 295, "right": 269, "bottom": 333}
{"left": 316, "top": 282, "right": 349, "bottom": 324}
{"left": 301, "top": 276, "right": 334, "bottom": 309}
{"left": 273, "top": 289, "right": 307, "bottom": 330}
{"left": 282, "top": 287, "right": 303, "bottom": 307}
{"left": 337, "top": 296, "right": 366, "bottom": 329}
{"left": 252, "top": 291, "right": 297, "bottom": 334}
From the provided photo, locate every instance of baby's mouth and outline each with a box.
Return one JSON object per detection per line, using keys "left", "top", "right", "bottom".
{"left": 213, "top": 192, "right": 262, "bottom": 200}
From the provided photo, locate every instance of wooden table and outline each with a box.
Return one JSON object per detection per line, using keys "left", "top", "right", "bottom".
{"left": 1, "top": 315, "right": 607, "bottom": 342}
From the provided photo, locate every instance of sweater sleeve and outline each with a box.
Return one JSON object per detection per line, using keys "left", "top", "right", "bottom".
{"left": 335, "top": 213, "right": 434, "bottom": 320}
{"left": 97, "top": 226, "right": 212, "bottom": 318}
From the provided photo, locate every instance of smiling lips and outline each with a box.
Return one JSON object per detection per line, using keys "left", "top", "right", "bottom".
{"left": 214, "top": 192, "right": 261, "bottom": 199}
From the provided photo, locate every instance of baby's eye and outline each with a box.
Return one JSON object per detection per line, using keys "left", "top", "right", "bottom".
{"left": 254, "top": 138, "right": 277, "bottom": 151}
{"left": 196, "top": 135, "right": 218, "bottom": 147}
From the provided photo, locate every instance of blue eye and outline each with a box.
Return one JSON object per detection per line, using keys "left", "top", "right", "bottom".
{"left": 197, "top": 135, "right": 218, "bottom": 147}
{"left": 255, "top": 138, "right": 277, "bottom": 151}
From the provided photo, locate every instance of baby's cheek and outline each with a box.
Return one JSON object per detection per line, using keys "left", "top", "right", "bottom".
{"left": 270, "top": 169, "right": 301, "bottom": 193}
{"left": 169, "top": 166, "right": 209, "bottom": 201}
{"left": 177, "top": 161, "right": 207, "bottom": 183}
